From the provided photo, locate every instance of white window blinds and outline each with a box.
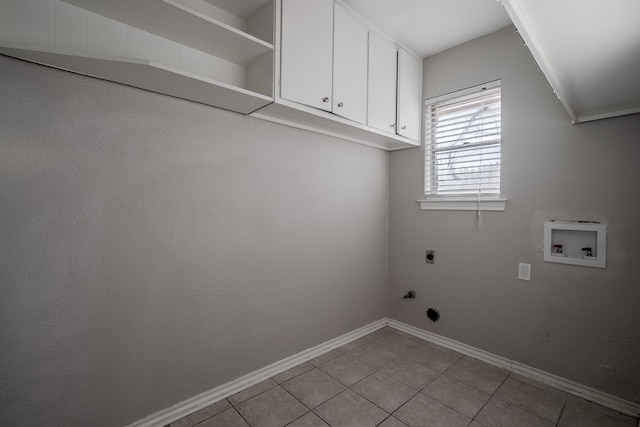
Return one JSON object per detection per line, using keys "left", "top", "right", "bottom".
{"left": 425, "top": 81, "right": 501, "bottom": 198}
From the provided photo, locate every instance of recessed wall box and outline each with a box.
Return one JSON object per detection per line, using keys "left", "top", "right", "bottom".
{"left": 543, "top": 221, "right": 606, "bottom": 268}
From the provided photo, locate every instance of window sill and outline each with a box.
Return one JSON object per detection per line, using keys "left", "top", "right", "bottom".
{"left": 417, "top": 198, "right": 507, "bottom": 211}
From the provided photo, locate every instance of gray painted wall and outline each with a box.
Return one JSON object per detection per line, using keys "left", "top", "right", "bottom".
{"left": 389, "top": 26, "right": 640, "bottom": 403}
{"left": 0, "top": 56, "right": 389, "bottom": 427}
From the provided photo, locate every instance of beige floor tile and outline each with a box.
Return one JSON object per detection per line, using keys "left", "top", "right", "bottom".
{"left": 377, "top": 415, "right": 409, "bottom": 427}
{"left": 507, "top": 373, "right": 568, "bottom": 398}
{"left": 169, "top": 399, "right": 231, "bottom": 427}
{"left": 197, "top": 408, "right": 249, "bottom": 427}
{"left": 461, "top": 356, "right": 509, "bottom": 375}
{"left": 228, "top": 379, "right": 279, "bottom": 406}
{"left": 394, "top": 393, "right": 471, "bottom": 427}
{"left": 475, "top": 397, "right": 555, "bottom": 427}
{"left": 285, "top": 411, "right": 328, "bottom": 426}
{"left": 420, "top": 340, "right": 465, "bottom": 359}
{"left": 558, "top": 396, "right": 638, "bottom": 427}
{"left": 336, "top": 336, "right": 373, "bottom": 352}
{"left": 422, "top": 374, "right": 491, "bottom": 418}
{"left": 281, "top": 369, "right": 345, "bottom": 409}
{"left": 314, "top": 389, "right": 388, "bottom": 427}
{"left": 444, "top": 358, "right": 507, "bottom": 394}
{"left": 387, "top": 328, "right": 423, "bottom": 342}
{"left": 215, "top": 326, "right": 639, "bottom": 427}
{"left": 351, "top": 371, "right": 417, "bottom": 413}
{"left": 308, "top": 348, "right": 345, "bottom": 367}
{"left": 317, "top": 354, "right": 376, "bottom": 387}
{"left": 380, "top": 358, "right": 439, "bottom": 390}
{"left": 569, "top": 395, "right": 637, "bottom": 424}
{"left": 374, "top": 333, "right": 422, "bottom": 354}
{"left": 403, "top": 345, "right": 460, "bottom": 373}
{"left": 362, "top": 328, "right": 389, "bottom": 342}
{"left": 314, "top": 390, "right": 389, "bottom": 427}
{"left": 348, "top": 342, "right": 401, "bottom": 368}
{"left": 273, "top": 362, "right": 315, "bottom": 384}
{"left": 235, "top": 386, "right": 307, "bottom": 427}
{"left": 494, "top": 377, "right": 566, "bottom": 422}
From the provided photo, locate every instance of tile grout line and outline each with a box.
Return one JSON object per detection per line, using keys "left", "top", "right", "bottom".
{"left": 351, "top": 372, "right": 422, "bottom": 425}
{"left": 310, "top": 408, "right": 330, "bottom": 427}
{"left": 279, "top": 329, "right": 397, "bottom": 426}
{"left": 493, "top": 372, "right": 568, "bottom": 425}
{"left": 415, "top": 386, "right": 476, "bottom": 424}
{"left": 233, "top": 404, "right": 253, "bottom": 427}
{"left": 555, "top": 399, "right": 568, "bottom": 427}
{"left": 452, "top": 356, "right": 509, "bottom": 425}
{"left": 494, "top": 372, "right": 567, "bottom": 426}
{"left": 471, "top": 374, "right": 569, "bottom": 426}
{"left": 277, "top": 382, "right": 315, "bottom": 417}
{"left": 228, "top": 380, "right": 279, "bottom": 408}
{"left": 344, "top": 339, "right": 472, "bottom": 426}
{"left": 322, "top": 330, "right": 483, "bottom": 426}
{"left": 310, "top": 329, "right": 424, "bottom": 426}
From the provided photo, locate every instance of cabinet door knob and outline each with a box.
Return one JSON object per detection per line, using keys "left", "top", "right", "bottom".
{"left": 337, "top": 102, "right": 344, "bottom": 107}
{"left": 390, "top": 123, "right": 396, "bottom": 128}
{"left": 401, "top": 125, "right": 407, "bottom": 130}
{"left": 322, "top": 97, "right": 330, "bottom": 103}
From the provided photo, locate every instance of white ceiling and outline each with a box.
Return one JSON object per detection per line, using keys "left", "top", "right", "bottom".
{"left": 343, "top": 0, "right": 640, "bottom": 123}
{"left": 341, "top": 0, "right": 512, "bottom": 58}
{"left": 501, "top": 0, "right": 640, "bottom": 123}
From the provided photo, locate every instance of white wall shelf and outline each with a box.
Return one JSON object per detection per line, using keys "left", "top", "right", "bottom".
{"left": 0, "top": 0, "right": 274, "bottom": 115}
{"left": 0, "top": 44, "right": 273, "bottom": 114}
{"left": 62, "top": 0, "right": 274, "bottom": 67}
{"left": 543, "top": 221, "right": 607, "bottom": 269}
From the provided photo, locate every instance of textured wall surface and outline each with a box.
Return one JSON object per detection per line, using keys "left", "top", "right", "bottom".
{"left": 389, "top": 26, "right": 640, "bottom": 403}
{"left": 0, "top": 56, "right": 388, "bottom": 427}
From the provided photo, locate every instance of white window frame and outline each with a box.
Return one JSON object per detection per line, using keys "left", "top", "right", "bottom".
{"left": 418, "top": 80, "right": 507, "bottom": 211}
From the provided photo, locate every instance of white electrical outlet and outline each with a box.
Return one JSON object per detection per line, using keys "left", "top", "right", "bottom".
{"left": 518, "top": 263, "right": 531, "bottom": 281}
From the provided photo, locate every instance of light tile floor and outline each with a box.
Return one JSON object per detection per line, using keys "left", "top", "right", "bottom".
{"left": 167, "top": 327, "right": 639, "bottom": 427}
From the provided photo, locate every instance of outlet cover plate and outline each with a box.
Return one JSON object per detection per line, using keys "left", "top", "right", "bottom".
{"left": 518, "top": 263, "right": 531, "bottom": 281}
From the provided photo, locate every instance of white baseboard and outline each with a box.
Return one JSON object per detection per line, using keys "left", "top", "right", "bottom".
{"left": 387, "top": 318, "right": 640, "bottom": 419}
{"left": 126, "top": 319, "right": 387, "bottom": 427}
{"left": 128, "top": 317, "right": 639, "bottom": 427}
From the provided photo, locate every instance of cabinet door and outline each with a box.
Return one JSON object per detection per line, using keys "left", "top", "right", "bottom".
{"left": 367, "top": 32, "right": 397, "bottom": 134}
{"left": 397, "top": 49, "right": 422, "bottom": 141}
{"left": 332, "top": 4, "right": 368, "bottom": 124}
{"left": 280, "top": 0, "right": 333, "bottom": 111}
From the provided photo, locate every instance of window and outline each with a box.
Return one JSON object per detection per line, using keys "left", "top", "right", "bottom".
{"left": 419, "top": 80, "right": 506, "bottom": 211}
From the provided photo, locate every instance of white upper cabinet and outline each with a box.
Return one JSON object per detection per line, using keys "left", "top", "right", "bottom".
{"left": 397, "top": 49, "right": 422, "bottom": 141}
{"left": 280, "top": 0, "right": 367, "bottom": 123}
{"left": 255, "top": 0, "right": 422, "bottom": 150}
{"left": 332, "top": 3, "right": 368, "bottom": 124}
{"left": 367, "top": 32, "right": 398, "bottom": 134}
{"left": 280, "top": 0, "right": 334, "bottom": 111}
{"left": 367, "top": 37, "right": 422, "bottom": 142}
